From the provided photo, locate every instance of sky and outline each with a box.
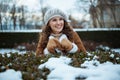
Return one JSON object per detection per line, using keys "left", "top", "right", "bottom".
{"left": 17, "top": 0, "right": 76, "bottom": 12}
{"left": 46, "top": 0, "right": 76, "bottom": 12}
{"left": 17, "top": 0, "right": 41, "bottom": 11}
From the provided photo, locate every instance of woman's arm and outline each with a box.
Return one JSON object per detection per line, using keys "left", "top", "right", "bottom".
{"left": 73, "top": 31, "right": 86, "bottom": 53}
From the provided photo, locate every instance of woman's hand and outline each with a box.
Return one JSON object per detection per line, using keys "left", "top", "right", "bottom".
{"left": 47, "top": 38, "right": 63, "bottom": 53}
{"left": 61, "top": 38, "right": 73, "bottom": 52}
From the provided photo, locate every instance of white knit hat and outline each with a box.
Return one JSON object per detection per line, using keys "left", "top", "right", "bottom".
{"left": 44, "top": 8, "right": 68, "bottom": 25}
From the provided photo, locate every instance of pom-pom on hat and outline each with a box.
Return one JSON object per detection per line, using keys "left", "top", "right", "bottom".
{"left": 44, "top": 8, "right": 68, "bottom": 25}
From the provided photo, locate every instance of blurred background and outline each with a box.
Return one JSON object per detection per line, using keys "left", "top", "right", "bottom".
{"left": 0, "top": 0, "right": 120, "bottom": 52}
{"left": 0, "top": 0, "right": 120, "bottom": 30}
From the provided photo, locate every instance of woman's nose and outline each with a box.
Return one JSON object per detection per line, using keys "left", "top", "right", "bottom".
{"left": 56, "top": 20, "right": 61, "bottom": 24}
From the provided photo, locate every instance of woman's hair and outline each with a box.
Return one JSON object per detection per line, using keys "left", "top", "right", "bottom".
{"left": 38, "top": 20, "right": 74, "bottom": 49}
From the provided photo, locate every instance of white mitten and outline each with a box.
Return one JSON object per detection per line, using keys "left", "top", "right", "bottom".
{"left": 59, "top": 34, "right": 68, "bottom": 42}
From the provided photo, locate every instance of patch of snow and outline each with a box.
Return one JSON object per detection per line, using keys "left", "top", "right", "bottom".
{"left": 110, "top": 54, "right": 115, "bottom": 58}
{"left": 0, "top": 69, "right": 22, "bottom": 80}
{"left": 111, "top": 48, "right": 120, "bottom": 54}
{"left": 0, "top": 48, "right": 26, "bottom": 54}
{"left": 39, "top": 56, "right": 120, "bottom": 80}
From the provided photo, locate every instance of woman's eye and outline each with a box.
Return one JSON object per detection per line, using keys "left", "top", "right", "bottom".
{"left": 59, "top": 18, "right": 64, "bottom": 21}
{"left": 52, "top": 19, "right": 57, "bottom": 21}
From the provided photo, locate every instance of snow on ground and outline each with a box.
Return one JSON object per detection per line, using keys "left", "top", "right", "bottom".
{"left": 39, "top": 56, "right": 120, "bottom": 80}
{"left": 111, "top": 48, "right": 120, "bottom": 54}
{"left": 0, "top": 48, "right": 26, "bottom": 54}
{"left": 0, "top": 48, "right": 120, "bottom": 80}
{"left": 0, "top": 69, "right": 22, "bottom": 80}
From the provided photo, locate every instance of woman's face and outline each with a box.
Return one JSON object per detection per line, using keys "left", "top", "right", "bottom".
{"left": 48, "top": 16, "right": 64, "bottom": 34}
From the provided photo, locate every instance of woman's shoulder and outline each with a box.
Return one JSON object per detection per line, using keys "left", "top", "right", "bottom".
{"left": 72, "top": 30, "right": 78, "bottom": 34}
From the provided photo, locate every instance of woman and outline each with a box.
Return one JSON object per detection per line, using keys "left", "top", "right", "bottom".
{"left": 36, "top": 8, "right": 86, "bottom": 56}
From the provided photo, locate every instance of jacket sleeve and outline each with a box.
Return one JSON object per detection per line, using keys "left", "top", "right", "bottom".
{"left": 73, "top": 31, "right": 86, "bottom": 53}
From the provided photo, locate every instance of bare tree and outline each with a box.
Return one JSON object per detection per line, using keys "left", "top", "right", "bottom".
{"left": 10, "top": 4, "right": 17, "bottom": 30}
{"left": 18, "top": 5, "right": 25, "bottom": 29}
{"left": 89, "top": 0, "right": 105, "bottom": 28}
{"left": 90, "top": 0, "right": 120, "bottom": 28}
{"left": 89, "top": 5, "right": 98, "bottom": 28}
{"left": 75, "top": 0, "right": 93, "bottom": 28}
{"left": 0, "top": 2, "right": 4, "bottom": 30}
{"left": 0, "top": 2, "right": 11, "bottom": 30}
{"left": 39, "top": 0, "right": 50, "bottom": 25}
{"left": 76, "top": 0, "right": 120, "bottom": 28}
{"left": 0, "top": 4, "right": 2, "bottom": 30}
{"left": 104, "top": 0, "right": 117, "bottom": 27}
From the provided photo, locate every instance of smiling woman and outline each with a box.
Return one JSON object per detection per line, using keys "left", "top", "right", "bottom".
{"left": 36, "top": 8, "right": 86, "bottom": 56}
